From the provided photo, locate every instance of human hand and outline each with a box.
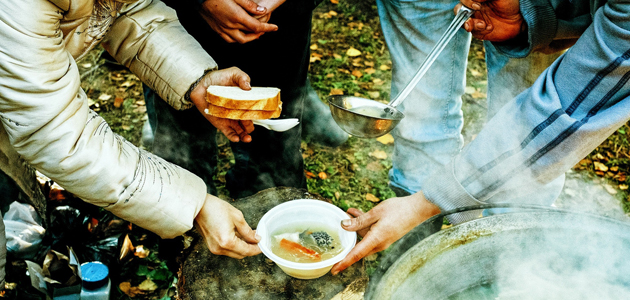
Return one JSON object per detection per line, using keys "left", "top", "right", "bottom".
{"left": 330, "top": 192, "right": 441, "bottom": 275}
{"left": 456, "top": 0, "right": 525, "bottom": 42}
{"left": 199, "top": 0, "right": 278, "bottom": 43}
{"left": 194, "top": 194, "right": 262, "bottom": 259}
{"left": 251, "top": 0, "right": 287, "bottom": 23}
{"left": 190, "top": 67, "right": 255, "bottom": 143}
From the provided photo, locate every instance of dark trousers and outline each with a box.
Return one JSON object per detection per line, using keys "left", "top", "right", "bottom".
{"left": 145, "top": 0, "right": 320, "bottom": 198}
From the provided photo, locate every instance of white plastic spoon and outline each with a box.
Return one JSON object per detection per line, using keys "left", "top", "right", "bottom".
{"left": 253, "top": 118, "right": 300, "bottom": 132}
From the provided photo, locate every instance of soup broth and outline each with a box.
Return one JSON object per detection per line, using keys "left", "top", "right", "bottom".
{"left": 270, "top": 223, "right": 344, "bottom": 263}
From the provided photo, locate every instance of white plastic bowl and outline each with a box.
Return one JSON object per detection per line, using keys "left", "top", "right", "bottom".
{"left": 256, "top": 199, "right": 357, "bottom": 279}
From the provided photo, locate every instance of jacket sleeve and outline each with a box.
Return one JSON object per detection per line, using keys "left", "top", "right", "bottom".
{"left": 0, "top": 0, "right": 207, "bottom": 239}
{"left": 422, "top": 1, "right": 630, "bottom": 223}
{"left": 102, "top": 0, "right": 217, "bottom": 110}
{"left": 492, "top": 0, "right": 599, "bottom": 58}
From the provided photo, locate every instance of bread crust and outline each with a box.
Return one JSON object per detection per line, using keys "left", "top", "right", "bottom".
{"left": 204, "top": 103, "right": 282, "bottom": 120}
{"left": 206, "top": 87, "right": 280, "bottom": 111}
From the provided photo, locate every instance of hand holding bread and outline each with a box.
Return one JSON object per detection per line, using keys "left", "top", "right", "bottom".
{"left": 190, "top": 67, "right": 255, "bottom": 143}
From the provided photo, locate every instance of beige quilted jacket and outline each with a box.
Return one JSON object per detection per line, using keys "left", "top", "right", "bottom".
{"left": 0, "top": 0, "right": 217, "bottom": 238}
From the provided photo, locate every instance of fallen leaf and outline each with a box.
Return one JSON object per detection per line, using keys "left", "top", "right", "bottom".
{"left": 120, "top": 81, "right": 135, "bottom": 89}
{"left": 110, "top": 73, "right": 125, "bottom": 81}
{"left": 464, "top": 86, "right": 476, "bottom": 94}
{"left": 121, "top": 125, "right": 131, "bottom": 131}
{"left": 329, "top": 88, "right": 344, "bottom": 95}
{"left": 470, "top": 69, "right": 484, "bottom": 77}
{"left": 326, "top": 73, "right": 335, "bottom": 78}
{"left": 133, "top": 106, "right": 147, "bottom": 114}
{"left": 305, "top": 171, "right": 316, "bottom": 179}
{"left": 333, "top": 53, "right": 343, "bottom": 60}
{"left": 354, "top": 92, "right": 362, "bottom": 97}
{"left": 364, "top": 61, "right": 375, "bottom": 67}
{"left": 594, "top": 161, "right": 609, "bottom": 172}
{"left": 379, "top": 64, "right": 390, "bottom": 71}
{"left": 611, "top": 166, "right": 619, "bottom": 172}
{"left": 369, "top": 150, "right": 388, "bottom": 160}
{"left": 376, "top": 134, "right": 395, "bottom": 145}
{"left": 119, "top": 282, "right": 144, "bottom": 297}
{"left": 114, "top": 97, "right": 124, "bottom": 108}
{"left": 334, "top": 191, "right": 341, "bottom": 199}
{"left": 352, "top": 70, "right": 363, "bottom": 78}
{"left": 138, "top": 278, "right": 158, "bottom": 292}
{"left": 337, "top": 68, "right": 350, "bottom": 74}
{"left": 81, "top": 63, "right": 92, "bottom": 68}
{"left": 310, "top": 53, "right": 323, "bottom": 63}
{"left": 578, "top": 159, "right": 592, "bottom": 165}
{"left": 318, "top": 172, "right": 328, "bottom": 180}
{"left": 328, "top": 10, "right": 338, "bottom": 16}
{"left": 98, "top": 94, "right": 112, "bottom": 101}
{"left": 368, "top": 91, "right": 380, "bottom": 99}
{"left": 346, "top": 48, "right": 362, "bottom": 57}
{"left": 364, "top": 68, "right": 376, "bottom": 75}
{"left": 620, "top": 184, "right": 628, "bottom": 190}
{"left": 134, "top": 245, "right": 149, "bottom": 258}
{"left": 472, "top": 92, "right": 487, "bottom": 99}
{"left": 372, "top": 78, "right": 383, "bottom": 85}
{"left": 604, "top": 184, "right": 618, "bottom": 195}
{"left": 365, "top": 193, "right": 380, "bottom": 202}
{"left": 310, "top": 44, "right": 318, "bottom": 50}
{"left": 595, "top": 153, "right": 606, "bottom": 160}
{"left": 330, "top": 0, "right": 338, "bottom": 3}
{"left": 120, "top": 234, "right": 135, "bottom": 261}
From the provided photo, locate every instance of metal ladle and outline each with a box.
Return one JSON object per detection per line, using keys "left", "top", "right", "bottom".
{"left": 328, "top": 6, "right": 474, "bottom": 138}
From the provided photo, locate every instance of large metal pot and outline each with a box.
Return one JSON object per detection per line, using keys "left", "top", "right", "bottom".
{"left": 367, "top": 205, "right": 630, "bottom": 299}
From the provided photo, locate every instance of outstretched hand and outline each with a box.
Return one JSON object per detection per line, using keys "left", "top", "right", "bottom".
{"left": 199, "top": 0, "right": 278, "bottom": 43}
{"left": 190, "top": 67, "right": 255, "bottom": 143}
{"left": 330, "top": 192, "right": 441, "bottom": 275}
{"left": 195, "top": 194, "right": 262, "bottom": 259}
{"left": 457, "top": 0, "right": 524, "bottom": 42}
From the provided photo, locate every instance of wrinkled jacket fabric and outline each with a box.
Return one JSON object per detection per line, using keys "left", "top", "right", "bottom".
{"left": 0, "top": 0, "right": 218, "bottom": 238}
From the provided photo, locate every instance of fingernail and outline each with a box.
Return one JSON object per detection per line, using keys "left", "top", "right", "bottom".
{"left": 472, "top": 3, "right": 481, "bottom": 10}
{"left": 245, "top": 81, "right": 251, "bottom": 89}
{"left": 341, "top": 219, "right": 351, "bottom": 227}
{"left": 331, "top": 270, "right": 338, "bottom": 276}
{"left": 256, "top": 6, "right": 265, "bottom": 12}
{"left": 464, "top": 23, "right": 469, "bottom": 31}
{"left": 255, "top": 234, "right": 261, "bottom": 241}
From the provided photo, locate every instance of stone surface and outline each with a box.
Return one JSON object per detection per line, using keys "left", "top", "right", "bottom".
{"left": 178, "top": 187, "right": 367, "bottom": 300}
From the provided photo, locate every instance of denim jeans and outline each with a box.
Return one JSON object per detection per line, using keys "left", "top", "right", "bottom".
{"left": 377, "top": 0, "right": 564, "bottom": 207}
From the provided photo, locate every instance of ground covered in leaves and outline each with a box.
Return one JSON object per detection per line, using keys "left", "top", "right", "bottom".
{"left": 4, "top": 0, "right": 630, "bottom": 299}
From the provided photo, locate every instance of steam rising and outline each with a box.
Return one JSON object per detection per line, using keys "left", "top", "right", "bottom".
{"left": 377, "top": 208, "right": 630, "bottom": 300}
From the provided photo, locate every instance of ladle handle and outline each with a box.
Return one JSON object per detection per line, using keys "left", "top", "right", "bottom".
{"left": 387, "top": 6, "right": 474, "bottom": 108}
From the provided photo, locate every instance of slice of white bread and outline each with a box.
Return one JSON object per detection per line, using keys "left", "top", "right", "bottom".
{"left": 205, "top": 103, "right": 282, "bottom": 120}
{"left": 206, "top": 86, "right": 281, "bottom": 111}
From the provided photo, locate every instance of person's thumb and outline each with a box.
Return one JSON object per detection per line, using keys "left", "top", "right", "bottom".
{"left": 341, "top": 210, "right": 377, "bottom": 232}
{"left": 234, "top": 217, "right": 260, "bottom": 244}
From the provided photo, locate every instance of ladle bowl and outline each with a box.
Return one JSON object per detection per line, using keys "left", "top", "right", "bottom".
{"left": 328, "top": 95, "right": 404, "bottom": 138}
{"left": 328, "top": 6, "right": 473, "bottom": 139}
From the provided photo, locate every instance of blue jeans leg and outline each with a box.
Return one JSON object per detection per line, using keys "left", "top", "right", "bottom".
{"left": 378, "top": 0, "right": 469, "bottom": 194}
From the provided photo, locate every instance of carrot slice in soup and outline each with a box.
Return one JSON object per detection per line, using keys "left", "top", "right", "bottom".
{"left": 280, "top": 238, "right": 321, "bottom": 261}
